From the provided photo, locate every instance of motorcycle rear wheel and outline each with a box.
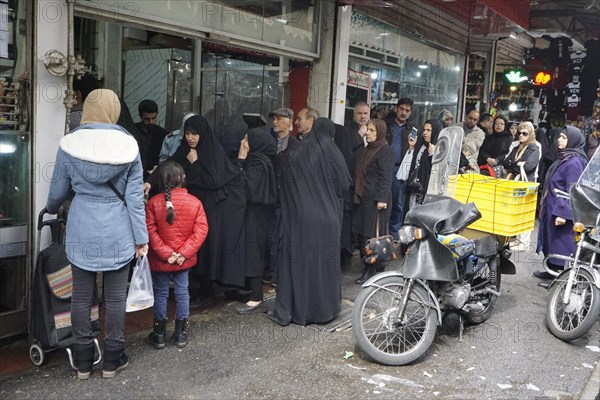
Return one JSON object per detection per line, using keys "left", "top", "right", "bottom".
{"left": 464, "top": 257, "right": 501, "bottom": 325}
{"left": 352, "top": 277, "right": 437, "bottom": 366}
{"left": 546, "top": 269, "right": 600, "bottom": 341}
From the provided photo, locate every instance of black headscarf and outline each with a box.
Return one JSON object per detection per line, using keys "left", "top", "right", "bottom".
{"left": 425, "top": 118, "right": 443, "bottom": 145}
{"left": 245, "top": 127, "right": 277, "bottom": 205}
{"left": 506, "top": 121, "right": 518, "bottom": 141}
{"left": 172, "top": 115, "right": 241, "bottom": 190}
{"left": 545, "top": 127, "right": 562, "bottom": 163}
{"left": 543, "top": 126, "right": 587, "bottom": 191}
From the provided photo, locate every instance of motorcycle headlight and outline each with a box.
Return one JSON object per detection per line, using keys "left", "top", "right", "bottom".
{"left": 397, "top": 225, "right": 426, "bottom": 244}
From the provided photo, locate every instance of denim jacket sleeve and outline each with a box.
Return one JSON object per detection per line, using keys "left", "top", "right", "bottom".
{"left": 125, "top": 153, "right": 149, "bottom": 245}
{"left": 46, "top": 148, "right": 72, "bottom": 214}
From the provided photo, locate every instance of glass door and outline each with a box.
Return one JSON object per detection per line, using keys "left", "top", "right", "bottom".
{"left": 200, "top": 51, "right": 282, "bottom": 158}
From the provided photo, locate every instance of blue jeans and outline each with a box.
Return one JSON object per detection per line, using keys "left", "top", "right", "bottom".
{"left": 72, "top": 263, "right": 129, "bottom": 352}
{"left": 389, "top": 170, "right": 406, "bottom": 240}
{"left": 152, "top": 270, "right": 189, "bottom": 320}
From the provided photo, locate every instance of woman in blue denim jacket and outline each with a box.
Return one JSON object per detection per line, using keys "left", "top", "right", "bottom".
{"left": 46, "top": 89, "right": 148, "bottom": 380}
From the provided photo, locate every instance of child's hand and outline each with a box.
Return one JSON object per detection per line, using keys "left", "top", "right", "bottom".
{"left": 167, "top": 252, "right": 179, "bottom": 264}
{"left": 176, "top": 255, "right": 186, "bottom": 265}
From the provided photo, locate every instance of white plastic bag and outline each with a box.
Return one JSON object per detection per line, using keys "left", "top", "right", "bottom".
{"left": 126, "top": 256, "right": 154, "bottom": 312}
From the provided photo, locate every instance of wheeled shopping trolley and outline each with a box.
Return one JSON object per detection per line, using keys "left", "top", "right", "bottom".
{"left": 29, "top": 208, "right": 101, "bottom": 368}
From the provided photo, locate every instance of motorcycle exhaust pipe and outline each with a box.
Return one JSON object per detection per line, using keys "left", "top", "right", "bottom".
{"left": 471, "top": 287, "right": 501, "bottom": 297}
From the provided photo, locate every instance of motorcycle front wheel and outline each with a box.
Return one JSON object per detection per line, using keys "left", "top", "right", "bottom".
{"left": 351, "top": 277, "right": 437, "bottom": 366}
{"left": 546, "top": 269, "right": 600, "bottom": 341}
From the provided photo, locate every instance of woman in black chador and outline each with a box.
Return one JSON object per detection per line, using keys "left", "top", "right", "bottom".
{"left": 268, "top": 118, "right": 351, "bottom": 326}
{"left": 234, "top": 127, "right": 277, "bottom": 313}
{"left": 170, "top": 115, "right": 246, "bottom": 297}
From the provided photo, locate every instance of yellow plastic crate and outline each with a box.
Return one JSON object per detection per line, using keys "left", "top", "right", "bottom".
{"left": 449, "top": 174, "right": 540, "bottom": 236}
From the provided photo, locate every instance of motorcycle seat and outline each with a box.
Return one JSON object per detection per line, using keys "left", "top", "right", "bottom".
{"left": 460, "top": 229, "right": 498, "bottom": 257}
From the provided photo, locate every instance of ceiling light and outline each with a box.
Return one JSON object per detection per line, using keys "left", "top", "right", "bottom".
{"left": 509, "top": 102, "right": 517, "bottom": 112}
{"left": 416, "top": 72, "right": 421, "bottom": 77}
{"left": 370, "top": 72, "right": 378, "bottom": 80}
{"left": 454, "top": 66, "right": 461, "bottom": 71}
{"left": 418, "top": 65, "right": 428, "bottom": 69}
{"left": 0, "top": 143, "right": 16, "bottom": 154}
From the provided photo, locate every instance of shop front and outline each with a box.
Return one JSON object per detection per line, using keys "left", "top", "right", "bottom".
{"left": 346, "top": 12, "right": 465, "bottom": 126}
{"left": 344, "top": 11, "right": 464, "bottom": 129}
{"left": 23, "top": 0, "right": 324, "bottom": 341}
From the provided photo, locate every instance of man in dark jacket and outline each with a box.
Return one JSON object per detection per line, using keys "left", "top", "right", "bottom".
{"left": 135, "top": 99, "right": 168, "bottom": 178}
{"left": 385, "top": 97, "right": 415, "bottom": 240}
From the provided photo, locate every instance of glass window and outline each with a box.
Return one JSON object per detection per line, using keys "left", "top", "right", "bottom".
{"left": 81, "top": 0, "right": 319, "bottom": 55}
{"left": 347, "top": 12, "right": 464, "bottom": 129}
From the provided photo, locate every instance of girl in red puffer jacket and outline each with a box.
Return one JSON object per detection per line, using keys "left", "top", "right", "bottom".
{"left": 146, "top": 161, "right": 208, "bottom": 349}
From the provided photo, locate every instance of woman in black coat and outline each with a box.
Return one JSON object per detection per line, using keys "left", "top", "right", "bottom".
{"left": 234, "top": 127, "right": 277, "bottom": 313}
{"left": 477, "top": 116, "right": 514, "bottom": 167}
{"left": 352, "top": 119, "right": 395, "bottom": 284}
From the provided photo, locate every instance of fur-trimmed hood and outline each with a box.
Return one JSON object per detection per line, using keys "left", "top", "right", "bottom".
{"left": 58, "top": 123, "right": 140, "bottom": 185}
{"left": 61, "top": 123, "right": 138, "bottom": 164}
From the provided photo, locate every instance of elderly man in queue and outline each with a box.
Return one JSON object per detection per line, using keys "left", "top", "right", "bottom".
{"left": 461, "top": 109, "right": 486, "bottom": 171}
{"left": 295, "top": 107, "right": 320, "bottom": 139}
{"left": 267, "top": 108, "right": 301, "bottom": 284}
{"left": 346, "top": 102, "right": 370, "bottom": 146}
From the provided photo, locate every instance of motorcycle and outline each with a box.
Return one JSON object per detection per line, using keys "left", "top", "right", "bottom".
{"left": 543, "top": 147, "right": 600, "bottom": 341}
{"left": 351, "top": 126, "right": 516, "bottom": 365}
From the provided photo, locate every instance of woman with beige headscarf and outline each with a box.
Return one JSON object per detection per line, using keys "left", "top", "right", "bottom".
{"left": 46, "top": 89, "right": 148, "bottom": 379}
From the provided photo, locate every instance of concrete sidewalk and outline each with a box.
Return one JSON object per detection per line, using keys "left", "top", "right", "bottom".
{"left": 1, "top": 246, "right": 598, "bottom": 399}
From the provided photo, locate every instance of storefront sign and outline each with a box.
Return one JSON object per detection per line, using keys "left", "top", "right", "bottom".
{"left": 505, "top": 70, "right": 528, "bottom": 83}
{"left": 534, "top": 71, "right": 552, "bottom": 86}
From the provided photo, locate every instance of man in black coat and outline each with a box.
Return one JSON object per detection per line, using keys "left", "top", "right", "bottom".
{"left": 385, "top": 97, "right": 415, "bottom": 240}
{"left": 134, "top": 99, "right": 168, "bottom": 178}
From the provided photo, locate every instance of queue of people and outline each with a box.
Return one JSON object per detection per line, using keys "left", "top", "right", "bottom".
{"left": 45, "top": 88, "right": 594, "bottom": 380}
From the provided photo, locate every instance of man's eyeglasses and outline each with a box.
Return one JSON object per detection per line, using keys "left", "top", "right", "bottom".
{"left": 519, "top": 131, "right": 529, "bottom": 136}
